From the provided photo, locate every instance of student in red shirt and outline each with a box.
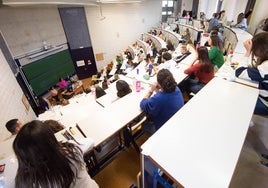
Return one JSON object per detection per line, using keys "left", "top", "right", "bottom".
{"left": 183, "top": 46, "right": 214, "bottom": 94}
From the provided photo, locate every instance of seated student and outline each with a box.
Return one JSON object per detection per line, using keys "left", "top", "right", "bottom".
{"left": 156, "top": 48, "right": 168, "bottom": 65}
{"left": 233, "top": 13, "right": 247, "bottom": 30}
{"left": 95, "top": 86, "right": 106, "bottom": 99}
{"left": 184, "top": 39, "right": 199, "bottom": 64}
{"left": 199, "top": 11, "right": 206, "bottom": 21}
{"left": 183, "top": 46, "right": 214, "bottom": 94}
{"left": 13, "top": 120, "right": 99, "bottom": 188}
{"left": 184, "top": 11, "right": 190, "bottom": 19}
{"left": 208, "top": 13, "right": 219, "bottom": 33}
{"left": 151, "top": 42, "right": 158, "bottom": 58}
{"left": 143, "top": 54, "right": 155, "bottom": 76}
{"left": 218, "top": 10, "right": 227, "bottom": 26}
{"left": 234, "top": 32, "right": 268, "bottom": 167}
{"left": 204, "top": 26, "right": 223, "bottom": 48}
{"left": 37, "top": 97, "right": 49, "bottom": 113}
{"left": 5, "top": 118, "right": 23, "bottom": 136}
{"left": 235, "top": 32, "right": 268, "bottom": 115}
{"left": 180, "top": 28, "right": 191, "bottom": 43}
{"left": 208, "top": 35, "right": 224, "bottom": 69}
{"left": 116, "top": 80, "right": 132, "bottom": 98}
{"left": 199, "top": 12, "right": 206, "bottom": 29}
{"left": 44, "top": 119, "right": 94, "bottom": 154}
{"left": 58, "top": 77, "right": 68, "bottom": 89}
{"left": 140, "top": 69, "right": 184, "bottom": 135}
{"left": 144, "top": 53, "right": 152, "bottom": 66}
{"left": 44, "top": 119, "right": 65, "bottom": 133}
{"left": 137, "top": 49, "right": 146, "bottom": 63}
{"left": 174, "top": 44, "right": 191, "bottom": 64}
{"left": 155, "top": 52, "right": 176, "bottom": 73}
{"left": 173, "top": 24, "right": 180, "bottom": 34}
{"left": 166, "top": 39, "right": 175, "bottom": 51}
{"left": 158, "top": 31, "right": 164, "bottom": 40}
{"left": 124, "top": 49, "right": 133, "bottom": 60}
{"left": 49, "top": 86, "right": 60, "bottom": 103}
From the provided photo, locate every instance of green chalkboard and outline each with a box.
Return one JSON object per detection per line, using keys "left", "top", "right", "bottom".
{"left": 22, "top": 49, "right": 76, "bottom": 96}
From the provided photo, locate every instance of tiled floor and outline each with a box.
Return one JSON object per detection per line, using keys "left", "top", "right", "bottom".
{"left": 91, "top": 115, "right": 268, "bottom": 188}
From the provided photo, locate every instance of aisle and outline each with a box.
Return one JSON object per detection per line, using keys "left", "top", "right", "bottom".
{"left": 93, "top": 134, "right": 149, "bottom": 188}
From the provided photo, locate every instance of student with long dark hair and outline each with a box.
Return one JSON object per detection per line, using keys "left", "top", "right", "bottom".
{"left": 13, "top": 120, "right": 99, "bottom": 188}
{"left": 208, "top": 35, "right": 224, "bottom": 69}
{"left": 183, "top": 46, "right": 214, "bottom": 94}
{"left": 140, "top": 69, "right": 184, "bottom": 135}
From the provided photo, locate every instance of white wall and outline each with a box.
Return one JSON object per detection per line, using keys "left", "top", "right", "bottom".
{"left": 85, "top": 0, "right": 161, "bottom": 69}
{"left": 0, "top": 7, "right": 66, "bottom": 57}
{"left": 205, "top": 0, "right": 218, "bottom": 19}
{"left": 198, "top": 0, "right": 208, "bottom": 17}
{"left": 0, "top": 49, "right": 36, "bottom": 142}
{"left": 181, "top": 0, "right": 193, "bottom": 12}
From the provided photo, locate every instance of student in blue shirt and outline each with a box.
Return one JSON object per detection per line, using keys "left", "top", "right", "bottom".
{"left": 140, "top": 69, "right": 184, "bottom": 135}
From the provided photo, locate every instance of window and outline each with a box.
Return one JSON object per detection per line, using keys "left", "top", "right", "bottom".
{"left": 162, "top": 0, "right": 174, "bottom": 22}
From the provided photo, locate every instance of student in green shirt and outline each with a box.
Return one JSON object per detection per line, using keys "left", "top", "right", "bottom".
{"left": 208, "top": 35, "right": 224, "bottom": 69}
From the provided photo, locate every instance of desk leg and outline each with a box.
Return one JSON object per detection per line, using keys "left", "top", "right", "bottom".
{"left": 123, "top": 127, "right": 140, "bottom": 153}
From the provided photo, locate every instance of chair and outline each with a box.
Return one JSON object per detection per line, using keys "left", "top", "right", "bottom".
{"left": 123, "top": 113, "right": 147, "bottom": 153}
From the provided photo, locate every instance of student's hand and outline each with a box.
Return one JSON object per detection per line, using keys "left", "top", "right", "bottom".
{"left": 150, "top": 82, "right": 161, "bottom": 93}
{"left": 243, "top": 39, "right": 252, "bottom": 57}
{"left": 150, "top": 82, "right": 158, "bottom": 92}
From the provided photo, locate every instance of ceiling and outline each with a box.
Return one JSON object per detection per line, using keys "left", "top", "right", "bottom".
{"left": 1, "top": 0, "right": 143, "bottom": 7}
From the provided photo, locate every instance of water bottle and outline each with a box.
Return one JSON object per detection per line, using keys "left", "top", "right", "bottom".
{"left": 136, "top": 68, "right": 139, "bottom": 75}
{"left": 135, "top": 80, "right": 141, "bottom": 92}
{"left": 148, "top": 64, "right": 153, "bottom": 76}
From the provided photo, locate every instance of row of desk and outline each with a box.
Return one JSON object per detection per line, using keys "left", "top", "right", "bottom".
{"left": 140, "top": 27, "right": 259, "bottom": 188}
{"left": 0, "top": 24, "right": 256, "bottom": 187}
{"left": 0, "top": 31, "right": 199, "bottom": 185}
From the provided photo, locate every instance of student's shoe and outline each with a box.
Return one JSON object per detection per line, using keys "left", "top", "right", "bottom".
{"left": 260, "top": 161, "right": 268, "bottom": 167}
{"left": 261, "top": 154, "right": 268, "bottom": 159}
{"left": 129, "top": 184, "right": 137, "bottom": 188}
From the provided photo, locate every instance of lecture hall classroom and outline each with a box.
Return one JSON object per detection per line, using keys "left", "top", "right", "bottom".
{"left": 1, "top": 0, "right": 268, "bottom": 188}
